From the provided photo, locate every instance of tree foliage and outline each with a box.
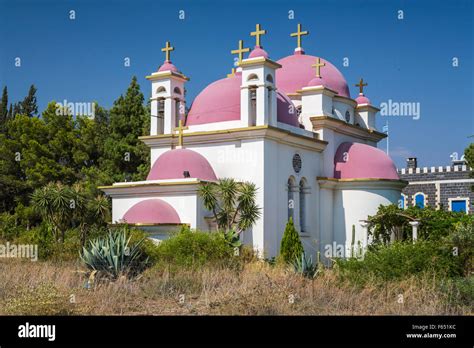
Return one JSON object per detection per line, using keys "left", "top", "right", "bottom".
{"left": 368, "top": 204, "right": 473, "bottom": 244}
{"left": 198, "top": 178, "right": 261, "bottom": 234}
{"left": 280, "top": 217, "right": 304, "bottom": 264}
{"left": 0, "top": 77, "right": 148, "bottom": 253}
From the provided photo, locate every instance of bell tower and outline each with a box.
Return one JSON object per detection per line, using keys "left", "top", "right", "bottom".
{"left": 146, "top": 41, "right": 189, "bottom": 136}
{"left": 239, "top": 24, "right": 282, "bottom": 127}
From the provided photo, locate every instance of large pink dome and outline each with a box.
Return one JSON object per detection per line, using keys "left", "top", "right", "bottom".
{"left": 147, "top": 148, "right": 217, "bottom": 181}
{"left": 186, "top": 74, "right": 299, "bottom": 127}
{"left": 276, "top": 52, "right": 350, "bottom": 98}
{"left": 334, "top": 142, "right": 399, "bottom": 180}
{"left": 123, "top": 199, "right": 181, "bottom": 224}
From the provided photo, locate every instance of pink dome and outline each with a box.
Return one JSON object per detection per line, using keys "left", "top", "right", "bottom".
{"left": 276, "top": 53, "right": 350, "bottom": 98}
{"left": 147, "top": 148, "right": 217, "bottom": 181}
{"left": 307, "top": 76, "right": 325, "bottom": 87}
{"left": 186, "top": 74, "right": 299, "bottom": 127}
{"left": 158, "top": 60, "right": 178, "bottom": 72}
{"left": 123, "top": 199, "right": 181, "bottom": 224}
{"left": 355, "top": 94, "right": 371, "bottom": 105}
{"left": 248, "top": 46, "right": 269, "bottom": 59}
{"left": 334, "top": 142, "right": 399, "bottom": 180}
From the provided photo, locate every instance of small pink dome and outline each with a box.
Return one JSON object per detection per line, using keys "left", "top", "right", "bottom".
{"left": 123, "top": 199, "right": 180, "bottom": 224}
{"left": 158, "top": 60, "right": 178, "bottom": 72}
{"left": 334, "top": 142, "right": 399, "bottom": 180}
{"left": 248, "top": 46, "right": 269, "bottom": 59}
{"left": 355, "top": 94, "right": 371, "bottom": 105}
{"left": 147, "top": 148, "right": 217, "bottom": 181}
{"left": 307, "top": 76, "right": 325, "bottom": 87}
{"left": 187, "top": 74, "right": 299, "bottom": 127}
{"left": 276, "top": 53, "right": 350, "bottom": 98}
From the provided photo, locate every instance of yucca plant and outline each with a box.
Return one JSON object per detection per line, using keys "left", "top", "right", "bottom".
{"left": 292, "top": 252, "right": 321, "bottom": 279}
{"left": 80, "top": 228, "right": 148, "bottom": 279}
{"left": 222, "top": 229, "right": 242, "bottom": 249}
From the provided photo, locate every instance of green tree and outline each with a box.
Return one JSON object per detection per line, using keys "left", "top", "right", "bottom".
{"left": 19, "top": 85, "right": 38, "bottom": 117}
{"left": 103, "top": 76, "right": 150, "bottom": 182}
{"left": 279, "top": 217, "right": 304, "bottom": 263}
{"left": 464, "top": 142, "right": 474, "bottom": 191}
{"left": 198, "top": 178, "right": 261, "bottom": 234}
{"left": 0, "top": 86, "right": 9, "bottom": 131}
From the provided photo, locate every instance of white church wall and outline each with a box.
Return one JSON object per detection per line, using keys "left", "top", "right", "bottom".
{"left": 262, "top": 138, "right": 323, "bottom": 258}
{"left": 333, "top": 100, "right": 354, "bottom": 124}
{"left": 182, "top": 139, "right": 266, "bottom": 254}
{"left": 333, "top": 186, "right": 401, "bottom": 255}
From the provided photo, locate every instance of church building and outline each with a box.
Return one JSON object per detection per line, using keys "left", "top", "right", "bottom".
{"left": 100, "top": 24, "right": 407, "bottom": 258}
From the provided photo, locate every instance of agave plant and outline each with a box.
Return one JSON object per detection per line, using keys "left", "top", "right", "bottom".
{"left": 291, "top": 252, "right": 321, "bottom": 279}
{"left": 80, "top": 228, "right": 148, "bottom": 279}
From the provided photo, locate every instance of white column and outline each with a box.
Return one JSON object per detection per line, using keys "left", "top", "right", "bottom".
{"left": 240, "top": 87, "right": 251, "bottom": 126}
{"left": 164, "top": 97, "right": 176, "bottom": 134}
{"left": 256, "top": 85, "right": 268, "bottom": 126}
{"left": 359, "top": 220, "right": 369, "bottom": 250}
{"left": 409, "top": 221, "right": 420, "bottom": 243}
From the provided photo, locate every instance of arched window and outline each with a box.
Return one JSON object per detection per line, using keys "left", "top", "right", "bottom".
{"left": 287, "top": 177, "right": 296, "bottom": 221}
{"left": 414, "top": 193, "right": 426, "bottom": 208}
{"left": 173, "top": 87, "right": 182, "bottom": 95}
{"left": 174, "top": 99, "right": 181, "bottom": 126}
{"left": 267, "top": 86, "right": 272, "bottom": 118}
{"left": 247, "top": 73, "right": 259, "bottom": 82}
{"left": 157, "top": 98, "right": 165, "bottom": 132}
{"left": 156, "top": 86, "right": 166, "bottom": 95}
{"left": 399, "top": 194, "right": 407, "bottom": 209}
{"left": 266, "top": 74, "right": 274, "bottom": 83}
{"left": 299, "top": 178, "right": 307, "bottom": 233}
{"left": 249, "top": 86, "right": 257, "bottom": 126}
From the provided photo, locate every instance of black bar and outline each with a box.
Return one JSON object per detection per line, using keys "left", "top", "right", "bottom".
{"left": 0, "top": 315, "right": 472, "bottom": 346}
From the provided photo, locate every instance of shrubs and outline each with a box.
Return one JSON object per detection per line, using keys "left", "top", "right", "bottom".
{"left": 279, "top": 217, "right": 303, "bottom": 264}
{"left": 80, "top": 227, "right": 149, "bottom": 279}
{"left": 153, "top": 226, "right": 234, "bottom": 268}
{"left": 335, "top": 241, "right": 463, "bottom": 285}
{"left": 292, "top": 253, "right": 321, "bottom": 279}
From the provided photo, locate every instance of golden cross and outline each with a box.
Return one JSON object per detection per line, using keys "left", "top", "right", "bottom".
{"left": 173, "top": 119, "right": 188, "bottom": 147}
{"left": 227, "top": 68, "right": 236, "bottom": 78}
{"left": 355, "top": 78, "right": 368, "bottom": 94}
{"left": 250, "top": 24, "right": 267, "bottom": 47}
{"left": 231, "top": 40, "right": 250, "bottom": 64}
{"left": 161, "top": 41, "right": 174, "bottom": 61}
{"left": 311, "top": 57, "right": 326, "bottom": 78}
{"left": 290, "top": 23, "right": 309, "bottom": 48}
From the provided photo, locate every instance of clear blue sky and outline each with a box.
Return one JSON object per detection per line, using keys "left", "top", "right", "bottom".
{"left": 1, "top": 0, "right": 472, "bottom": 168}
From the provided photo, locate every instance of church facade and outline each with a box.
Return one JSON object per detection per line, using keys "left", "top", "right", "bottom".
{"left": 100, "top": 24, "right": 407, "bottom": 259}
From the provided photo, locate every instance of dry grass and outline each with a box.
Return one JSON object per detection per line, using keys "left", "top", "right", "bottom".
{"left": 0, "top": 259, "right": 471, "bottom": 315}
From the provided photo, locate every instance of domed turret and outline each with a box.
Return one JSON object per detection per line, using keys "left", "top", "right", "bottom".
{"left": 147, "top": 148, "right": 218, "bottom": 181}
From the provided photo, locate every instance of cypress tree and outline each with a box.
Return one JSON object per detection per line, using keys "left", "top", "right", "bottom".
{"left": 20, "top": 84, "right": 38, "bottom": 117}
{"left": 0, "top": 86, "right": 8, "bottom": 132}
{"left": 280, "top": 217, "right": 304, "bottom": 263}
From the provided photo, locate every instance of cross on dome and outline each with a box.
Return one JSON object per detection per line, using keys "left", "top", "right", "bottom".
{"left": 227, "top": 67, "right": 236, "bottom": 78}
{"left": 290, "top": 23, "right": 309, "bottom": 49}
{"left": 355, "top": 78, "right": 368, "bottom": 94}
{"left": 250, "top": 24, "right": 267, "bottom": 47}
{"left": 173, "top": 119, "right": 188, "bottom": 148}
{"left": 161, "top": 41, "right": 174, "bottom": 62}
{"left": 231, "top": 40, "right": 250, "bottom": 64}
{"left": 311, "top": 57, "right": 326, "bottom": 78}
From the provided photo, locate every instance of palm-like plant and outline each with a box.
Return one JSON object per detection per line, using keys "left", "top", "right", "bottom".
{"left": 198, "top": 178, "right": 261, "bottom": 235}
{"left": 31, "top": 182, "right": 111, "bottom": 244}
{"left": 31, "top": 182, "right": 74, "bottom": 242}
